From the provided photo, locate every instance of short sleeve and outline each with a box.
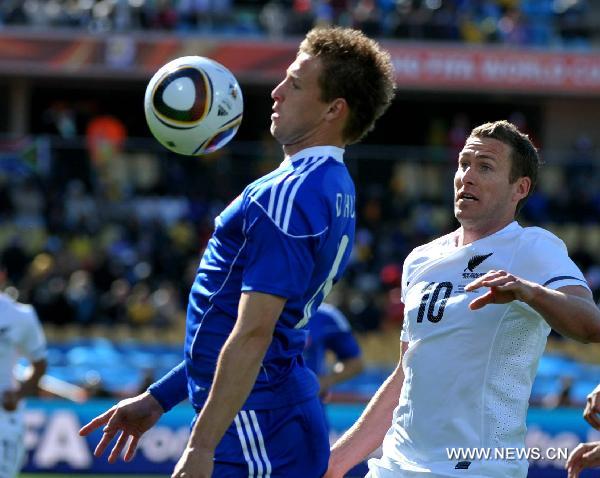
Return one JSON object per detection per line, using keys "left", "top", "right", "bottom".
{"left": 518, "top": 228, "right": 589, "bottom": 292}
{"left": 325, "top": 331, "right": 361, "bottom": 360}
{"left": 17, "top": 305, "right": 47, "bottom": 362}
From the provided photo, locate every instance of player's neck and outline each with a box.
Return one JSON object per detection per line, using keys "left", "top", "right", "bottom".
{"left": 456, "top": 220, "right": 515, "bottom": 246}
{"left": 281, "top": 129, "right": 345, "bottom": 159}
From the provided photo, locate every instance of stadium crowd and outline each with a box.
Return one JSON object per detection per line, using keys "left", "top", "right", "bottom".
{"left": 0, "top": 117, "right": 599, "bottom": 337}
{"left": 0, "top": 0, "right": 595, "bottom": 47}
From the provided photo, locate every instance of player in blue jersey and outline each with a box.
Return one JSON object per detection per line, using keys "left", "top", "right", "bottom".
{"left": 80, "top": 26, "right": 395, "bottom": 478}
{"left": 305, "top": 303, "right": 364, "bottom": 406}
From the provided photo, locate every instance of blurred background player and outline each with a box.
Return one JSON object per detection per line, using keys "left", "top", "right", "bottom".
{"left": 324, "top": 120, "right": 600, "bottom": 478}
{"left": 80, "top": 26, "right": 395, "bottom": 478}
{"left": 305, "top": 302, "right": 364, "bottom": 408}
{"left": 0, "top": 276, "right": 48, "bottom": 478}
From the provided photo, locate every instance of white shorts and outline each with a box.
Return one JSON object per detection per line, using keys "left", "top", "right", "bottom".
{"left": 0, "top": 407, "right": 26, "bottom": 478}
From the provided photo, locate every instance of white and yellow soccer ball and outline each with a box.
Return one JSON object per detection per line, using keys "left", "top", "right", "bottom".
{"left": 144, "top": 56, "right": 243, "bottom": 156}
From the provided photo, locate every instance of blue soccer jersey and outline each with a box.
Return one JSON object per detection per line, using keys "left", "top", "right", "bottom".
{"left": 184, "top": 145, "right": 355, "bottom": 411}
{"left": 304, "top": 303, "right": 361, "bottom": 377}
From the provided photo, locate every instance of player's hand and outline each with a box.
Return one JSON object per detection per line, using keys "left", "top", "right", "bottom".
{"left": 584, "top": 385, "right": 600, "bottom": 430}
{"left": 1, "top": 389, "right": 20, "bottom": 411}
{"left": 566, "top": 441, "right": 600, "bottom": 478}
{"left": 79, "top": 391, "right": 164, "bottom": 463}
{"left": 323, "top": 453, "right": 348, "bottom": 478}
{"left": 171, "top": 445, "right": 214, "bottom": 478}
{"left": 465, "top": 270, "right": 537, "bottom": 310}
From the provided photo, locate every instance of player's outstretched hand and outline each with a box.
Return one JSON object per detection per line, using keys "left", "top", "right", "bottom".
{"left": 79, "top": 391, "right": 164, "bottom": 463}
{"left": 465, "top": 270, "right": 537, "bottom": 310}
{"left": 584, "top": 385, "right": 600, "bottom": 430}
{"left": 566, "top": 441, "right": 600, "bottom": 478}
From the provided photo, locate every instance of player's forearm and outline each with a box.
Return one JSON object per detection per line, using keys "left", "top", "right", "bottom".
{"left": 328, "top": 363, "right": 403, "bottom": 475}
{"left": 321, "top": 357, "right": 364, "bottom": 390}
{"left": 189, "top": 330, "right": 272, "bottom": 450}
{"left": 527, "top": 286, "right": 600, "bottom": 343}
{"left": 20, "top": 359, "right": 47, "bottom": 396}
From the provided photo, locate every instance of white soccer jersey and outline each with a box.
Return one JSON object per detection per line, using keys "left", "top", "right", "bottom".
{"left": 369, "top": 222, "right": 589, "bottom": 478}
{"left": 0, "top": 292, "right": 47, "bottom": 478}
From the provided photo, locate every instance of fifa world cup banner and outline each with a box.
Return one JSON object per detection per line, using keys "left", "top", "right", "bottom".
{"left": 22, "top": 400, "right": 600, "bottom": 476}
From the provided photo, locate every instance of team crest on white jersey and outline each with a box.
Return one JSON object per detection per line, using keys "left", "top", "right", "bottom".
{"left": 462, "top": 252, "right": 493, "bottom": 279}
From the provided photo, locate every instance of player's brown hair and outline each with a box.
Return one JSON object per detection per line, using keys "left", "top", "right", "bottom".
{"left": 470, "top": 120, "right": 540, "bottom": 214}
{"left": 299, "top": 27, "right": 396, "bottom": 144}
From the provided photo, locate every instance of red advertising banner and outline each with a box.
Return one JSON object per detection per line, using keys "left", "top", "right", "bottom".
{"left": 385, "top": 45, "right": 600, "bottom": 94}
{"left": 1, "top": 30, "right": 600, "bottom": 95}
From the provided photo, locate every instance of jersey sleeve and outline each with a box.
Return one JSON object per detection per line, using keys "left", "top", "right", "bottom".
{"left": 17, "top": 305, "right": 47, "bottom": 362}
{"left": 321, "top": 307, "right": 361, "bottom": 360}
{"left": 518, "top": 228, "right": 589, "bottom": 291}
{"left": 241, "top": 186, "right": 328, "bottom": 299}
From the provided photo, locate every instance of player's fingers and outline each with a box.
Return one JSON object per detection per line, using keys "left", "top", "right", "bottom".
{"left": 479, "top": 276, "right": 517, "bottom": 288}
{"left": 124, "top": 435, "right": 140, "bottom": 462}
{"left": 93, "top": 428, "right": 118, "bottom": 457}
{"left": 465, "top": 271, "right": 502, "bottom": 290}
{"left": 108, "top": 430, "right": 130, "bottom": 464}
{"left": 469, "top": 290, "right": 494, "bottom": 310}
{"left": 585, "top": 410, "right": 600, "bottom": 430}
{"left": 580, "top": 445, "right": 600, "bottom": 465}
{"left": 567, "top": 463, "right": 581, "bottom": 478}
{"left": 79, "top": 408, "right": 115, "bottom": 435}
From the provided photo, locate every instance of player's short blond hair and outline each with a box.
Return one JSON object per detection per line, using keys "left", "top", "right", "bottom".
{"left": 299, "top": 27, "right": 396, "bottom": 144}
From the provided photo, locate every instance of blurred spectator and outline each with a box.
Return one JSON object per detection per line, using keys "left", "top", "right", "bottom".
{"left": 0, "top": 0, "right": 595, "bottom": 47}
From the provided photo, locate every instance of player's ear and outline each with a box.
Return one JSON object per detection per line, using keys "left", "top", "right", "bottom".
{"left": 325, "top": 98, "right": 347, "bottom": 121}
{"left": 514, "top": 176, "right": 531, "bottom": 200}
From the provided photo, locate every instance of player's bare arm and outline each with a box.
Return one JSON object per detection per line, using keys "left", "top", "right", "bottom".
{"left": 2, "top": 358, "right": 46, "bottom": 411}
{"left": 319, "top": 355, "right": 364, "bottom": 396}
{"left": 79, "top": 391, "right": 164, "bottom": 463}
{"left": 325, "top": 341, "right": 408, "bottom": 478}
{"left": 172, "top": 291, "right": 286, "bottom": 478}
{"left": 465, "top": 271, "right": 600, "bottom": 343}
{"left": 583, "top": 384, "right": 600, "bottom": 430}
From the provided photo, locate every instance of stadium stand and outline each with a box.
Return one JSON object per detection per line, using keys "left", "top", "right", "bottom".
{"left": 1, "top": 5, "right": 600, "bottom": 471}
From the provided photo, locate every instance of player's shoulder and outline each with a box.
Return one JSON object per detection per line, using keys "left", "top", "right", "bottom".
{"left": 316, "top": 303, "right": 351, "bottom": 331}
{"left": 0, "top": 293, "right": 37, "bottom": 319}
{"left": 248, "top": 146, "right": 348, "bottom": 197}
{"left": 519, "top": 225, "right": 567, "bottom": 252}
{"left": 244, "top": 146, "right": 348, "bottom": 234}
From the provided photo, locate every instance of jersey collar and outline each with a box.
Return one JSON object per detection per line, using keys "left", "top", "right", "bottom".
{"left": 455, "top": 220, "right": 522, "bottom": 247}
{"left": 282, "top": 146, "right": 345, "bottom": 168}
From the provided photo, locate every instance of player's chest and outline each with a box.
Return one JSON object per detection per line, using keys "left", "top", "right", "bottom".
{"left": 0, "top": 322, "right": 18, "bottom": 351}
{"left": 402, "top": 250, "right": 511, "bottom": 339}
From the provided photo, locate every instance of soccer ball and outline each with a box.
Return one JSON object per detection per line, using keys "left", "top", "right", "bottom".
{"left": 144, "top": 56, "right": 243, "bottom": 156}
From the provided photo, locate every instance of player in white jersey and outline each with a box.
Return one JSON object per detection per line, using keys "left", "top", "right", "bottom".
{"left": 0, "top": 290, "right": 47, "bottom": 478}
{"left": 325, "top": 120, "right": 600, "bottom": 478}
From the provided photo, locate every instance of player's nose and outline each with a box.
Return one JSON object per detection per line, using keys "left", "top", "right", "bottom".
{"left": 271, "top": 81, "right": 284, "bottom": 102}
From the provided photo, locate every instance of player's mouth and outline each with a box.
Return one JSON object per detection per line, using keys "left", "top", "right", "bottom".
{"left": 457, "top": 191, "right": 478, "bottom": 202}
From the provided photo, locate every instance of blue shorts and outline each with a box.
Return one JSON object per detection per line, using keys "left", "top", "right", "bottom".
{"left": 208, "top": 396, "right": 329, "bottom": 477}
